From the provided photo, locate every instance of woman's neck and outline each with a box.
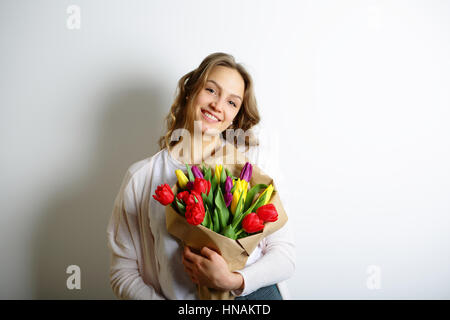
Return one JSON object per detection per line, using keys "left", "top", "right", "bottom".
{"left": 169, "top": 133, "right": 224, "bottom": 165}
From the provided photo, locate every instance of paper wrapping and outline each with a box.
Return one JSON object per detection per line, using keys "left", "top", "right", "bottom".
{"left": 165, "top": 142, "right": 288, "bottom": 300}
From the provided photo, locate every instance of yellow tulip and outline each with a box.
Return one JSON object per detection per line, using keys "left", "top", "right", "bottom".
{"left": 241, "top": 180, "right": 248, "bottom": 202}
{"left": 214, "top": 164, "right": 223, "bottom": 183}
{"left": 255, "top": 184, "right": 273, "bottom": 206}
{"left": 175, "top": 169, "right": 189, "bottom": 189}
{"left": 230, "top": 179, "right": 247, "bottom": 215}
{"left": 261, "top": 184, "right": 274, "bottom": 205}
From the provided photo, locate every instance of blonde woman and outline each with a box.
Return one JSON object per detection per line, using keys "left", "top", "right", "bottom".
{"left": 107, "top": 52, "right": 295, "bottom": 300}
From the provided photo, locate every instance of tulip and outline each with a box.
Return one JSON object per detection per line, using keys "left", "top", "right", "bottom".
{"left": 253, "top": 184, "right": 273, "bottom": 209}
{"left": 224, "top": 192, "right": 233, "bottom": 208}
{"left": 185, "top": 195, "right": 205, "bottom": 225}
{"left": 184, "top": 191, "right": 203, "bottom": 207}
{"left": 230, "top": 183, "right": 272, "bottom": 230}
{"left": 239, "top": 162, "right": 253, "bottom": 182}
{"left": 186, "top": 181, "right": 194, "bottom": 191}
{"left": 256, "top": 203, "right": 278, "bottom": 222}
{"left": 152, "top": 184, "right": 174, "bottom": 206}
{"left": 175, "top": 169, "right": 189, "bottom": 189}
{"left": 225, "top": 176, "right": 233, "bottom": 193}
{"left": 242, "top": 212, "right": 264, "bottom": 233}
{"left": 230, "top": 179, "right": 245, "bottom": 215}
{"left": 214, "top": 164, "right": 223, "bottom": 185}
{"left": 261, "top": 184, "right": 274, "bottom": 206}
{"left": 223, "top": 176, "right": 233, "bottom": 207}
{"left": 191, "top": 165, "right": 204, "bottom": 179}
{"left": 176, "top": 191, "right": 190, "bottom": 203}
{"left": 193, "top": 177, "right": 211, "bottom": 196}
{"left": 241, "top": 180, "right": 248, "bottom": 202}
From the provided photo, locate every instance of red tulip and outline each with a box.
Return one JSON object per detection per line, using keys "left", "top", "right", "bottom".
{"left": 185, "top": 195, "right": 205, "bottom": 225}
{"left": 184, "top": 191, "right": 203, "bottom": 207}
{"left": 193, "top": 178, "right": 211, "bottom": 196}
{"left": 152, "top": 184, "right": 174, "bottom": 206}
{"left": 176, "top": 191, "right": 190, "bottom": 203}
{"left": 242, "top": 212, "right": 264, "bottom": 233}
{"left": 256, "top": 203, "right": 278, "bottom": 222}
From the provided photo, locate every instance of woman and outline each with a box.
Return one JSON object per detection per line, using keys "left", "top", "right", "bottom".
{"left": 107, "top": 52, "right": 295, "bottom": 300}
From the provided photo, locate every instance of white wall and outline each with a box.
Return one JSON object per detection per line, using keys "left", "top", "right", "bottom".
{"left": 1, "top": 0, "right": 449, "bottom": 299}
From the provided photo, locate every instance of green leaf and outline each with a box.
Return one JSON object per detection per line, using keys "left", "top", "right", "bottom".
{"left": 237, "top": 230, "right": 250, "bottom": 239}
{"left": 185, "top": 163, "right": 195, "bottom": 182}
{"left": 175, "top": 198, "right": 186, "bottom": 216}
{"left": 230, "top": 181, "right": 236, "bottom": 194}
{"left": 221, "top": 225, "right": 237, "bottom": 240}
{"left": 231, "top": 191, "right": 245, "bottom": 229}
{"left": 201, "top": 193, "right": 212, "bottom": 215}
{"left": 211, "top": 169, "right": 218, "bottom": 195}
{"left": 202, "top": 202, "right": 213, "bottom": 229}
{"left": 220, "top": 164, "right": 227, "bottom": 185}
{"left": 244, "top": 184, "right": 268, "bottom": 212}
{"left": 204, "top": 166, "right": 212, "bottom": 181}
{"left": 214, "top": 186, "right": 230, "bottom": 230}
{"left": 207, "top": 186, "right": 214, "bottom": 209}
{"left": 201, "top": 162, "right": 207, "bottom": 176}
{"left": 212, "top": 207, "right": 220, "bottom": 233}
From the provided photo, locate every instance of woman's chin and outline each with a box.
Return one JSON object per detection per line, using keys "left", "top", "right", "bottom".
{"left": 203, "top": 128, "right": 222, "bottom": 136}
{"left": 199, "top": 120, "right": 221, "bottom": 134}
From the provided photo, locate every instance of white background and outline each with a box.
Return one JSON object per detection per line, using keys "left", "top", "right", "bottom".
{"left": 1, "top": 0, "right": 449, "bottom": 299}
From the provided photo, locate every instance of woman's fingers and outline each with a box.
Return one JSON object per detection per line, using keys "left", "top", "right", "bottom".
{"left": 200, "top": 246, "right": 218, "bottom": 259}
{"left": 183, "top": 246, "right": 200, "bottom": 263}
{"left": 182, "top": 246, "right": 201, "bottom": 278}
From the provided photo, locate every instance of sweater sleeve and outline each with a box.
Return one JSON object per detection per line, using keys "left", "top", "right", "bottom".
{"left": 106, "top": 168, "right": 165, "bottom": 300}
{"left": 231, "top": 222, "right": 296, "bottom": 297}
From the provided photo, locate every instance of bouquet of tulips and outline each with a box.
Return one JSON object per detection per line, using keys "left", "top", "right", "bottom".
{"left": 153, "top": 162, "right": 279, "bottom": 239}
{"left": 152, "top": 144, "right": 288, "bottom": 300}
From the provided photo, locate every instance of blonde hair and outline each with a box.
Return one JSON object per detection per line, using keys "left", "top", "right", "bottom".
{"left": 158, "top": 52, "right": 260, "bottom": 151}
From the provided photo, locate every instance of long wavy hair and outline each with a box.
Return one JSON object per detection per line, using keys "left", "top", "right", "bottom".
{"left": 158, "top": 52, "right": 260, "bottom": 151}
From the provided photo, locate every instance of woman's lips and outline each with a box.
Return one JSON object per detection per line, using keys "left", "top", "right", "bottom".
{"left": 201, "top": 109, "right": 221, "bottom": 123}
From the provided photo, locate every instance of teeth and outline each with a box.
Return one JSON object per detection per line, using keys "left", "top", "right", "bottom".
{"left": 203, "top": 111, "right": 218, "bottom": 121}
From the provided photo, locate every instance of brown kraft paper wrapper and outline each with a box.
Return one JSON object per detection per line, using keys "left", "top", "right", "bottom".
{"left": 165, "top": 142, "right": 288, "bottom": 300}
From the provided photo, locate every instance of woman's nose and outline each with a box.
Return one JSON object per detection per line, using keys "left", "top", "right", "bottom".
{"left": 209, "top": 97, "right": 225, "bottom": 112}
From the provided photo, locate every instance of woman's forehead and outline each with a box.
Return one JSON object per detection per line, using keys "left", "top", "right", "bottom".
{"left": 206, "top": 66, "right": 245, "bottom": 99}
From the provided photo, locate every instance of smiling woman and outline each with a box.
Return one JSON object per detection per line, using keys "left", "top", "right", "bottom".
{"left": 107, "top": 52, "right": 295, "bottom": 300}
{"left": 158, "top": 52, "right": 261, "bottom": 153}
{"left": 195, "top": 66, "right": 244, "bottom": 134}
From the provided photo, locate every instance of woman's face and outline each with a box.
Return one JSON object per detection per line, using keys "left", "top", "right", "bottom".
{"left": 192, "top": 66, "right": 245, "bottom": 135}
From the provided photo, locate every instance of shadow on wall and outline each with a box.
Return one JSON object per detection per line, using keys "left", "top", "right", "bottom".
{"left": 30, "top": 78, "right": 170, "bottom": 299}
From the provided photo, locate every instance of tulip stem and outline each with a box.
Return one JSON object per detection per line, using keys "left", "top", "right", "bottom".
{"left": 235, "top": 229, "right": 244, "bottom": 238}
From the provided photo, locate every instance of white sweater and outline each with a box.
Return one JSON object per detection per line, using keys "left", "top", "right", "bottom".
{"left": 106, "top": 141, "right": 296, "bottom": 299}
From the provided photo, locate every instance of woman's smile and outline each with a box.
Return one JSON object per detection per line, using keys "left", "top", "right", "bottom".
{"left": 201, "top": 108, "right": 221, "bottom": 123}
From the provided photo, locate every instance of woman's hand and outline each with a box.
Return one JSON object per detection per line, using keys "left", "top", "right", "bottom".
{"left": 182, "top": 246, "right": 244, "bottom": 291}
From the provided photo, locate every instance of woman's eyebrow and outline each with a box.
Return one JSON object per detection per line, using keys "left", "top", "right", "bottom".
{"left": 206, "top": 79, "right": 242, "bottom": 101}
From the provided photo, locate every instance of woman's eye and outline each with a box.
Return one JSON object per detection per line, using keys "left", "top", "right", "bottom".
{"left": 206, "top": 88, "right": 237, "bottom": 107}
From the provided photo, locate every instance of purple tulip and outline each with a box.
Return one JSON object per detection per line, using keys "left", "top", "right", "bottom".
{"left": 191, "top": 165, "right": 204, "bottom": 179}
{"left": 239, "top": 162, "right": 253, "bottom": 182}
{"left": 224, "top": 192, "right": 233, "bottom": 207}
{"left": 225, "top": 176, "right": 233, "bottom": 193}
